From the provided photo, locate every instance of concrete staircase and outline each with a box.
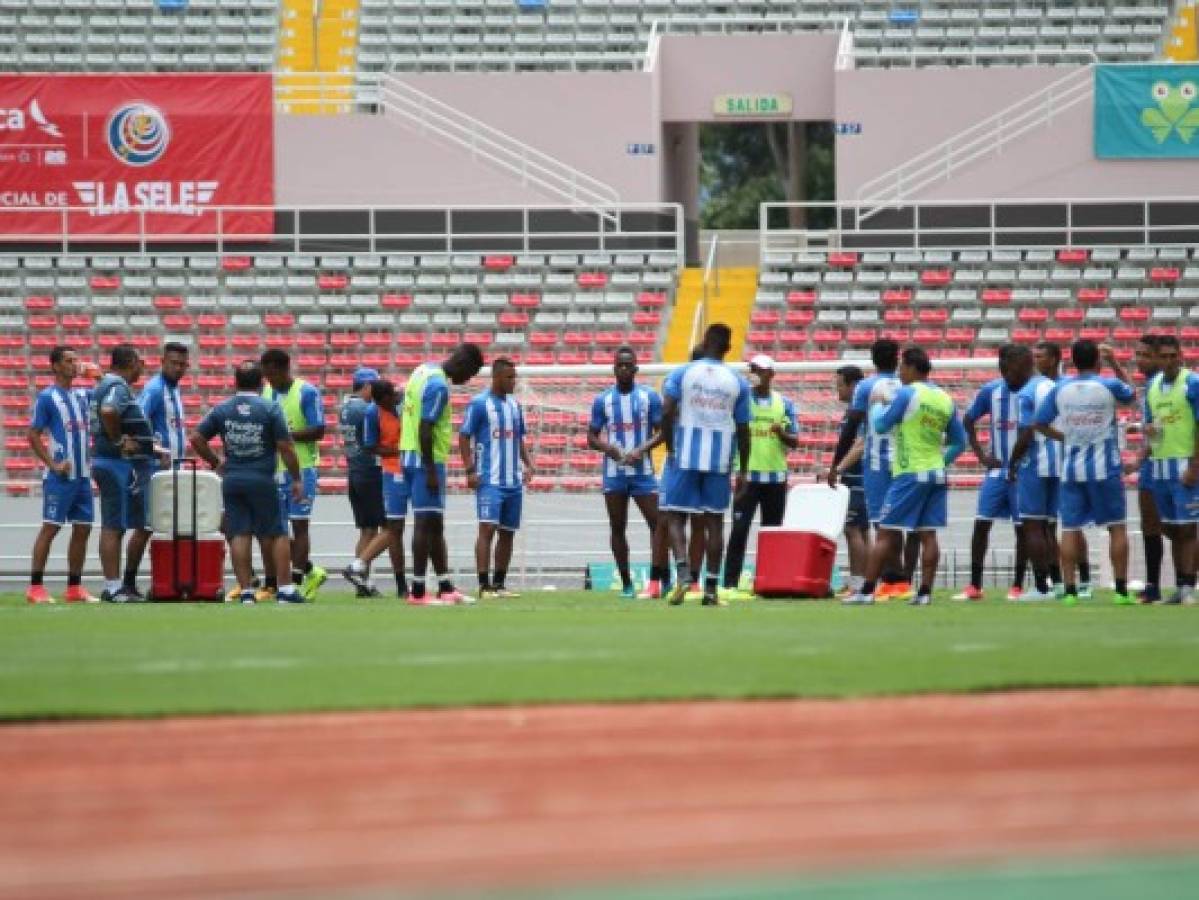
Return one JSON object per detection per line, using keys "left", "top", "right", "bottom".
{"left": 662, "top": 267, "right": 759, "bottom": 363}
{"left": 276, "top": 0, "right": 361, "bottom": 115}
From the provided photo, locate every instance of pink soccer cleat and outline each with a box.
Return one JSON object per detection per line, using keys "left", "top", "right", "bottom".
{"left": 25, "top": 585, "right": 55, "bottom": 605}
{"left": 952, "top": 585, "right": 985, "bottom": 602}
{"left": 438, "top": 589, "right": 475, "bottom": 606}
{"left": 63, "top": 585, "right": 100, "bottom": 604}
{"left": 637, "top": 579, "right": 662, "bottom": 600}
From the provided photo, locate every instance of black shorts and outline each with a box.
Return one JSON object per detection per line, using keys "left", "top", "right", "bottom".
{"left": 348, "top": 470, "right": 385, "bottom": 530}
{"left": 846, "top": 486, "right": 869, "bottom": 530}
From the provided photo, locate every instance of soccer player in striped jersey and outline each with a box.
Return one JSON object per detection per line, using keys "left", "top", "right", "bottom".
{"left": 459, "top": 358, "right": 534, "bottom": 599}
{"left": 1033, "top": 340, "right": 1136, "bottom": 605}
{"left": 126, "top": 341, "right": 190, "bottom": 598}
{"left": 1009, "top": 341, "right": 1066, "bottom": 601}
{"left": 1140, "top": 334, "right": 1199, "bottom": 605}
{"left": 660, "top": 324, "right": 751, "bottom": 607}
{"left": 588, "top": 346, "right": 664, "bottom": 598}
{"left": 26, "top": 346, "right": 97, "bottom": 604}
{"left": 1128, "top": 334, "right": 1165, "bottom": 602}
{"left": 954, "top": 344, "right": 1032, "bottom": 601}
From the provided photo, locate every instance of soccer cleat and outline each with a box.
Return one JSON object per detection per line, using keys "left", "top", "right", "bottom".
{"left": 25, "top": 585, "right": 55, "bottom": 605}
{"left": 889, "top": 582, "right": 915, "bottom": 602}
{"left": 299, "top": 565, "right": 327, "bottom": 601}
{"left": 438, "top": 589, "right": 475, "bottom": 605}
{"left": 224, "top": 586, "right": 240, "bottom": 603}
{"left": 239, "top": 590, "right": 256, "bottom": 606}
{"left": 684, "top": 583, "right": 703, "bottom": 601}
{"left": 276, "top": 590, "right": 306, "bottom": 604}
{"left": 493, "top": 587, "right": 520, "bottom": 599}
{"left": 701, "top": 593, "right": 727, "bottom": 607}
{"left": 619, "top": 585, "right": 637, "bottom": 599}
{"left": 63, "top": 585, "right": 99, "bottom": 604}
{"left": 1006, "top": 586, "right": 1023, "bottom": 602}
{"left": 1015, "top": 589, "right": 1055, "bottom": 602}
{"left": 637, "top": 580, "right": 662, "bottom": 600}
{"left": 908, "top": 594, "right": 932, "bottom": 606}
{"left": 1112, "top": 592, "right": 1136, "bottom": 606}
{"left": 1062, "top": 593, "right": 1079, "bottom": 607}
{"left": 841, "top": 592, "right": 875, "bottom": 605}
{"left": 100, "top": 588, "right": 127, "bottom": 603}
{"left": 254, "top": 586, "right": 277, "bottom": 603}
{"left": 120, "top": 585, "right": 147, "bottom": 603}
{"left": 666, "top": 582, "right": 687, "bottom": 606}
{"left": 719, "top": 586, "right": 755, "bottom": 602}
{"left": 952, "top": 585, "right": 984, "bottom": 602}
{"left": 1078, "top": 583, "right": 1094, "bottom": 601}
{"left": 478, "top": 587, "right": 499, "bottom": 601}
{"left": 406, "top": 592, "right": 439, "bottom": 606}
{"left": 355, "top": 584, "right": 383, "bottom": 598}
{"left": 341, "top": 564, "right": 369, "bottom": 592}
{"left": 1138, "top": 585, "right": 1161, "bottom": 604}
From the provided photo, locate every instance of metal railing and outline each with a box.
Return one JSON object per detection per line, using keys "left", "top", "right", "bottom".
{"left": 835, "top": 16, "right": 855, "bottom": 71}
{"left": 689, "top": 234, "right": 720, "bottom": 351}
{"left": 760, "top": 198, "right": 1199, "bottom": 257}
{"left": 855, "top": 46, "right": 1101, "bottom": 70}
{"left": 273, "top": 72, "right": 621, "bottom": 212}
{"left": 0, "top": 202, "right": 683, "bottom": 258}
{"left": 854, "top": 65, "right": 1094, "bottom": 215}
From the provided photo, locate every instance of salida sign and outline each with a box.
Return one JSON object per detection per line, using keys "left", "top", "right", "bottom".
{"left": 0, "top": 74, "right": 273, "bottom": 238}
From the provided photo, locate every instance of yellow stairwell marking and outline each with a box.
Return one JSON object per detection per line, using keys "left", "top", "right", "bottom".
{"left": 1166, "top": 4, "right": 1198, "bottom": 61}
{"left": 277, "top": 0, "right": 360, "bottom": 115}
{"left": 662, "top": 267, "right": 759, "bottom": 363}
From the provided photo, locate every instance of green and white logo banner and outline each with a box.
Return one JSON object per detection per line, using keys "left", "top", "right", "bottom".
{"left": 1094, "top": 64, "right": 1199, "bottom": 158}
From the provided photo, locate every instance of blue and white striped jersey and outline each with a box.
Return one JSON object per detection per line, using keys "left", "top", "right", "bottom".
{"left": 589, "top": 384, "right": 662, "bottom": 479}
{"left": 1034, "top": 374, "right": 1135, "bottom": 482}
{"left": 1016, "top": 374, "right": 1060, "bottom": 478}
{"left": 460, "top": 390, "right": 527, "bottom": 488}
{"left": 966, "top": 377, "right": 1020, "bottom": 473}
{"left": 30, "top": 385, "right": 91, "bottom": 481}
{"left": 139, "top": 373, "right": 187, "bottom": 462}
{"left": 662, "top": 358, "right": 752, "bottom": 474}
{"left": 851, "top": 372, "right": 901, "bottom": 473}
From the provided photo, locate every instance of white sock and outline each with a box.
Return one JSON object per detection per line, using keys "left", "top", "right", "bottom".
{"left": 849, "top": 576, "right": 864, "bottom": 592}
{"left": 105, "top": 579, "right": 122, "bottom": 594}
{"left": 278, "top": 585, "right": 298, "bottom": 597}
{"left": 351, "top": 559, "right": 366, "bottom": 573}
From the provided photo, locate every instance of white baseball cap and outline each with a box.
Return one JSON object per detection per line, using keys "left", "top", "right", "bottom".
{"left": 749, "top": 353, "right": 776, "bottom": 370}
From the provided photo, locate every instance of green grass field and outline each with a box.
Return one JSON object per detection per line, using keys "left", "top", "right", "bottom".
{"left": 3, "top": 589, "right": 1199, "bottom": 721}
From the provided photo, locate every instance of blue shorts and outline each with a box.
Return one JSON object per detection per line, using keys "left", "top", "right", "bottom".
{"left": 1059, "top": 476, "right": 1126, "bottom": 530}
{"left": 383, "top": 470, "right": 409, "bottom": 520}
{"left": 878, "top": 472, "right": 948, "bottom": 532}
{"left": 1150, "top": 475, "right": 1199, "bottom": 525}
{"left": 478, "top": 484, "right": 523, "bottom": 531}
{"left": 664, "top": 468, "right": 731, "bottom": 515}
{"left": 863, "top": 466, "right": 892, "bottom": 524}
{"left": 977, "top": 473, "right": 1020, "bottom": 522}
{"left": 277, "top": 468, "right": 318, "bottom": 521}
{"left": 92, "top": 457, "right": 150, "bottom": 531}
{"left": 658, "top": 458, "right": 681, "bottom": 511}
{"left": 42, "top": 476, "right": 93, "bottom": 526}
{"left": 1139, "top": 460, "right": 1154, "bottom": 492}
{"left": 846, "top": 486, "right": 869, "bottom": 530}
{"left": 603, "top": 471, "right": 659, "bottom": 497}
{"left": 404, "top": 462, "right": 447, "bottom": 516}
{"left": 224, "top": 475, "right": 286, "bottom": 538}
{"left": 1016, "top": 468, "right": 1059, "bottom": 521}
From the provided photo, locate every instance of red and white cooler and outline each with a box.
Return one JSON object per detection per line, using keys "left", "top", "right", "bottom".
{"left": 148, "top": 462, "right": 226, "bottom": 602}
{"left": 753, "top": 484, "right": 849, "bottom": 598}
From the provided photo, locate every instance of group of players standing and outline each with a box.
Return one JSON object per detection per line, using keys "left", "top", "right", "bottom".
{"left": 828, "top": 334, "right": 1198, "bottom": 605}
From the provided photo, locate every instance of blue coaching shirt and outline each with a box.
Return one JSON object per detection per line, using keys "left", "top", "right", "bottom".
{"left": 90, "top": 373, "right": 155, "bottom": 460}
{"left": 139, "top": 373, "right": 187, "bottom": 462}
{"left": 663, "top": 357, "right": 751, "bottom": 474}
{"left": 590, "top": 384, "right": 662, "bottom": 479}
{"left": 339, "top": 395, "right": 377, "bottom": 478}
{"left": 460, "top": 390, "right": 527, "bottom": 488}
{"left": 1016, "top": 374, "right": 1060, "bottom": 478}
{"left": 851, "top": 372, "right": 901, "bottom": 474}
{"left": 31, "top": 385, "right": 91, "bottom": 480}
{"left": 965, "top": 378, "right": 1020, "bottom": 469}
{"left": 1034, "top": 374, "right": 1135, "bottom": 482}
{"left": 196, "top": 392, "right": 291, "bottom": 481}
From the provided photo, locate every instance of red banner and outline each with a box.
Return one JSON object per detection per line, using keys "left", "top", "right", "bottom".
{"left": 0, "top": 74, "right": 273, "bottom": 239}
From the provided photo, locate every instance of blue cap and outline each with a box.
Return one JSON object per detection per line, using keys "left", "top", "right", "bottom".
{"left": 352, "top": 367, "right": 380, "bottom": 388}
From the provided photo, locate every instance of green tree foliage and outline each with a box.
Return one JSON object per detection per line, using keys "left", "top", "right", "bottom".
{"left": 700, "top": 122, "right": 834, "bottom": 230}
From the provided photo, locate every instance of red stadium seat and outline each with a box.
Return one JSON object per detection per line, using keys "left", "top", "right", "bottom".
{"left": 785, "top": 310, "right": 814, "bottom": 326}
{"left": 1119, "top": 307, "right": 1151, "bottom": 322}
{"left": 163, "top": 315, "right": 193, "bottom": 329}
{"left": 1077, "top": 288, "right": 1108, "bottom": 303}
{"left": 982, "top": 288, "right": 1012, "bottom": 305}
{"left": 1057, "top": 248, "right": 1089, "bottom": 264}
{"left": 746, "top": 331, "right": 775, "bottom": 349}
{"left": 398, "top": 333, "right": 426, "bottom": 347}
{"left": 1113, "top": 327, "right": 1141, "bottom": 343}
{"left": 381, "top": 293, "right": 412, "bottom": 309}
{"left": 1054, "top": 308, "right": 1085, "bottom": 323}
{"left": 883, "top": 308, "right": 914, "bottom": 324}
{"left": 913, "top": 328, "right": 943, "bottom": 344}
{"left": 27, "top": 316, "right": 55, "bottom": 330}
{"left": 221, "top": 256, "right": 253, "bottom": 272}
{"left": 530, "top": 332, "right": 559, "bottom": 347}
{"left": 787, "top": 290, "right": 817, "bottom": 306}
{"left": 330, "top": 333, "right": 360, "bottom": 348}
{"left": 431, "top": 333, "right": 458, "bottom": 349}
{"left": 511, "top": 293, "right": 540, "bottom": 308}
{"left": 1150, "top": 267, "right": 1181, "bottom": 283}
{"left": 577, "top": 272, "right": 608, "bottom": 288}
{"left": 1012, "top": 329, "right": 1040, "bottom": 343}
{"left": 631, "top": 311, "right": 660, "bottom": 326}
{"left": 1182, "top": 327, "right": 1199, "bottom": 343}
{"left": 920, "top": 269, "right": 951, "bottom": 286}
{"left": 463, "top": 332, "right": 493, "bottom": 347}
{"left": 564, "top": 332, "right": 592, "bottom": 346}
{"left": 750, "top": 310, "right": 780, "bottom": 326}
{"left": 526, "top": 351, "right": 555, "bottom": 365}
{"left": 1079, "top": 327, "right": 1110, "bottom": 341}
{"left": 827, "top": 252, "right": 859, "bottom": 268}
{"left": 231, "top": 334, "right": 261, "bottom": 349}
{"left": 1045, "top": 328, "right": 1075, "bottom": 342}
{"left": 363, "top": 332, "right": 391, "bottom": 347}
{"left": 25, "top": 296, "right": 54, "bottom": 310}
{"left": 197, "top": 314, "right": 227, "bottom": 329}
{"left": 847, "top": 329, "right": 877, "bottom": 346}
{"left": 595, "top": 331, "right": 625, "bottom": 347}
{"left": 557, "top": 351, "right": 587, "bottom": 364}
{"left": 484, "top": 255, "right": 514, "bottom": 271}
{"left": 812, "top": 329, "right": 843, "bottom": 345}
{"left": 637, "top": 291, "right": 667, "bottom": 307}
{"left": 297, "top": 333, "right": 326, "bottom": 349}
{"left": 882, "top": 289, "right": 912, "bottom": 305}
{"left": 61, "top": 315, "right": 91, "bottom": 329}
{"left": 90, "top": 276, "right": 120, "bottom": 290}
{"left": 154, "top": 295, "right": 183, "bottom": 310}
{"left": 627, "top": 331, "right": 656, "bottom": 347}
{"left": 318, "top": 274, "right": 348, "bottom": 290}
{"left": 916, "top": 308, "right": 948, "bottom": 324}
{"left": 264, "top": 313, "right": 295, "bottom": 328}
{"left": 881, "top": 328, "right": 911, "bottom": 342}
{"left": 1017, "top": 308, "right": 1048, "bottom": 323}
{"left": 499, "top": 311, "right": 530, "bottom": 327}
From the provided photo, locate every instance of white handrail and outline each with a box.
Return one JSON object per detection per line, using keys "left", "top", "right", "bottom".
{"left": 855, "top": 64, "right": 1095, "bottom": 214}
{"left": 377, "top": 76, "right": 620, "bottom": 211}
{"left": 690, "top": 234, "right": 720, "bottom": 352}
{"left": 835, "top": 17, "right": 854, "bottom": 71}
{"left": 643, "top": 20, "right": 661, "bottom": 73}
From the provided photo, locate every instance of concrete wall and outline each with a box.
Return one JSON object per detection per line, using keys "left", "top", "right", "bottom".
{"left": 836, "top": 66, "right": 1199, "bottom": 203}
